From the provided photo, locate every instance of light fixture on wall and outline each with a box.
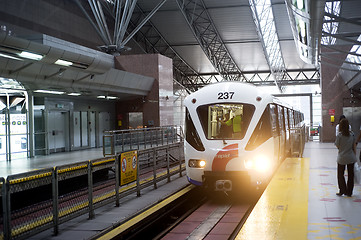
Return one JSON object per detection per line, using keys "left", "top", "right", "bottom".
{"left": 68, "top": 93, "right": 81, "bottom": 96}
{"left": 0, "top": 45, "right": 43, "bottom": 61}
{"left": 55, "top": 59, "right": 73, "bottom": 67}
{"left": 97, "top": 95, "right": 118, "bottom": 100}
{"left": 34, "top": 89, "right": 65, "bottom": 95}
{"left": 17, "top": 51, "right": 43, "bottom": 60}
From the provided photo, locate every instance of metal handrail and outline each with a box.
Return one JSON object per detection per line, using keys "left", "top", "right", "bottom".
{"left": 103, "top": 125, "right": 183, "bottom": 156}
{"left": 0, "top": 140, "right": 185, "bottom": 240}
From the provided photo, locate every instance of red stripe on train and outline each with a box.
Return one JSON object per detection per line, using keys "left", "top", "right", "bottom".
{"left": 212, "top": 144, "right": 238, "bottom": 171}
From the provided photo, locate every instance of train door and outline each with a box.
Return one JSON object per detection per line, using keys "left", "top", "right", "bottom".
{"left": 285, "top": 108, "right": 291, "bottom": 156}
{"left": 278, "top": 106, "right": 286, "bottom": 161}
{"left": 48, "top": 111, "right": 69, "bottom": 153}
{"left": 73, "top": 111, "right": 95, "bottom": 149}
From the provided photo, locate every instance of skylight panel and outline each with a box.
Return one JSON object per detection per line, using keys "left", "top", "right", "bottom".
{"left": 321, "top": 1, "right": 341, "bottom": 45}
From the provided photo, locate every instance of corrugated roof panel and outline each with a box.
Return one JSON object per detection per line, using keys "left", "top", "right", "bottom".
{"left": 272, "top": 3, "right": 294, "bottom": 40}
{"left": 136, "top": 0, "right": 179, "bottom": 12}
{"left": 173, "top": 45, "right": 215, "bottom": 73}
{"left": 148, "top": 11, "right": 198, "bottom": 45}
{"left": 204, "top": 0, "right": 250, "bottom": 8}
{"left": 226, "top": 42, "right": 269, "bottom": 71}
{"left": 208, "top": 6, "right": 259, "bottom": 41}
{"left": 280, "top": 41, "right": 315, "bottom": 69}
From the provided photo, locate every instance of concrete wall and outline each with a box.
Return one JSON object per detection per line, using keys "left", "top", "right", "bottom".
{"left": 320, "top": 46, "right": 361, "bottom": 142}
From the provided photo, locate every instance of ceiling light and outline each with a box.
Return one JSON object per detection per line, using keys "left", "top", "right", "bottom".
{"left": 17, "top": 51, "right": 43, "bottom": 60}
{"left": 106, "top": 96, "right": 118, "bottom": 100}
{"left": 0, "top": 52, "right": 22, "bottom": 61}
{"left": 34, "top": 89, "right": 65, "bottom": 95}
{"left": 97, "top": 95, "right": 106, "bottom": 99}
{"left": 55, "top": 59, "right": 73, "bottom": 67}
{"left": 68, "top": 93, "right": 81, "bottom": 96}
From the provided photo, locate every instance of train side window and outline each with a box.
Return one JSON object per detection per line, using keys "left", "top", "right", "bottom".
{"left": 285, "top": 108, "right": 290, "bottom": 130}
{"left": 269, "top": 104, "right": 279, "bottom": 136}
{"left": 245, "top": 106, "right": 272, "bottom": 151}
{"left": 289, "top": 110, "right": 294, "bottom": 128}
{"left": 278, "top": 105, "right": 285, "bottom": 132}
{"left": 185, "top": 108, "right": 205, "bottom": 151}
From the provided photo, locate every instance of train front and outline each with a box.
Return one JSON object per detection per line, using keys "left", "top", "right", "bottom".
{"left": 184, "top": 82, "right": 276, "bottom": 192}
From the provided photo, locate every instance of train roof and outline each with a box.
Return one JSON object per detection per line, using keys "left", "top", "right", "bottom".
{"left": 185, "top": 82, "right": 273, "bottom": 105}
{"left": 184, "top": 82, "right": 301, "bottom": 112}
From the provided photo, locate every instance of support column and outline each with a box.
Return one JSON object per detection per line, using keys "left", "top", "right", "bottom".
{"left": 115, "top": 54, "right": 174, "bottom": 128}
{"left": 27, "top": 92, "right": 35, "bottom": 158}
{"left": 320, "top": 46, "right": 352, "bottom": 142}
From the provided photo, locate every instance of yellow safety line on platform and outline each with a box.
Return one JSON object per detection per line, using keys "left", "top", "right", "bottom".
{"left": 236, "top": 158, "right": 310, "bottom": 240}
{"left": 97, "top": 184, "right": 194, "bottom": 240}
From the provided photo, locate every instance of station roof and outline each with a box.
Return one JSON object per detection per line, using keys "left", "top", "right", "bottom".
{"left": 0, "top": 0, "right": 360, "bottom": 99}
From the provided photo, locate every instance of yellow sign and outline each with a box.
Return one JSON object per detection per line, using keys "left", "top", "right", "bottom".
{"left": 120, "top": 150, "right": 138, "bottom": 185}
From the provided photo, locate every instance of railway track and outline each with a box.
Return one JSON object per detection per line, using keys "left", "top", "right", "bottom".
{"left": 157, "top": 194, "right": 255, "bottom": 240}
{"left": 97, "top": 187, "right": 262, "bottom": 240}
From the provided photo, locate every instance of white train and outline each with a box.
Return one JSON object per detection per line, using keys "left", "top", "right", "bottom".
{"left": 184, "top": 82, "right": 305, "bottom": 191}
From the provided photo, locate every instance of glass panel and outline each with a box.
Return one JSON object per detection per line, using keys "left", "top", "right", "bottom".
{"left": 197, "top": 103, "right": 255, "bottom": 140}
{"left": 0, "top": 112, "right": 7, "bottom": 161}
{"left": 246, "top": 105, "right": 272, "bottom": 151}
{"left": 10, "top": 113, "right": 27, "bottom": 159}
{"left": 103, "top": 135, "right": 114, "bottom": 156}
{"left": 185, "top": 108, "right": 204, "bottom": 151}
{"left": 34, "top": 109, "right": 46, "bottom": 155}
{"left": 269, "top": 104, "right": 279, "bottom": 136}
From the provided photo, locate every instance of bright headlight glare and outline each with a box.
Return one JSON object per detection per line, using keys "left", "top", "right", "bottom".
{"left": 254, "top": 155, "right": 270, "bottom": 172}
{"left": 245, "top": 155, "right": 270, "bottom": 172}
{"left": 188, "top": 159, "right": 206, "bottom": 168}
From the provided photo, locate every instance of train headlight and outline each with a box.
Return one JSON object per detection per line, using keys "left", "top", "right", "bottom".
{"left": 244, "top": 155, "right": 270, "bottom": 172}
{"left": 254, "top": 155, "right": 270, "bottom": 172}
{"left": 188, "top": 159, "right": 206, "bottom": 168}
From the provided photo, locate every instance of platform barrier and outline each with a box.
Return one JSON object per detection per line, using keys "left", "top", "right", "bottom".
{"left": 103, "top": 125, "right": 183, "bottom": 156}
{"left": 0, "top": 141, "right": 185, "bottom": 240}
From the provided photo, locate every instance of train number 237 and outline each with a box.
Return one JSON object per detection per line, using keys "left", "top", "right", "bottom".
{"left": 218, "top": 92, "right": 235, "bottom": 100}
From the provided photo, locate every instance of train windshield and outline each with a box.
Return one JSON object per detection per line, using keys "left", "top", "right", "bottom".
{"left": 197, "top": 103, "right": 255, "bottom": 140}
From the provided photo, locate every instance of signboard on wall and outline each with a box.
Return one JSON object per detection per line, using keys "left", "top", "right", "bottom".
{"left": 120, "top": 150, "right": 138, "bottom": 185}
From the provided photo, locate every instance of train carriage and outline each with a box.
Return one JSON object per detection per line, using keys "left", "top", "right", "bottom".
{"left": 184, "top": 82, "right": 304, "bottom": 191}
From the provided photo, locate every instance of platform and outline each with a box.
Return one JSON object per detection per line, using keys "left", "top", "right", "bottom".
{"left": 236, "top": 142, "right": 361, "bottom": 239}
{"left": 0, "top": 147, "right": 105, "bottom": 178}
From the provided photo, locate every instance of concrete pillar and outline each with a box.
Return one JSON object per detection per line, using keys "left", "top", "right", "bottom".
{"left": 320, "top": 45, "right": 355, "bottom": 142}
{"left": 114, "top": 54, "right": 174, "bottom": 128}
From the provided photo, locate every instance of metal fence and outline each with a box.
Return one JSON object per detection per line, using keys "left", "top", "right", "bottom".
{"left": 103, "top": 126, "right": 183, "bottom": 155}
{"left": 0, "top": 142, "right": 185, "bottom": 240}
